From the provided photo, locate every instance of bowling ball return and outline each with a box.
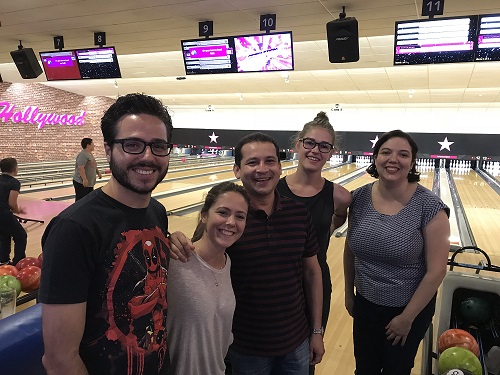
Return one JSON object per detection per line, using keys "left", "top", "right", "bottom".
{"left": 421, "top": 246, "right": 500, "bottom": 375}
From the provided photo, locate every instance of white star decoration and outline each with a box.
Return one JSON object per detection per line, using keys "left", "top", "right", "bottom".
{"left": 438, "top": 137, "right": 454, "bottom": 151}
{"left": 370, "top": 135, "right": 379, "bottom": 148}
{"left": 209, "top": 132, "right": 219, "bottom": 143}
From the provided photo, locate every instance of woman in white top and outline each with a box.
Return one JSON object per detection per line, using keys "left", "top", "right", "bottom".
{"left": 167, "top": 181, "right": 249, "bottom": 375}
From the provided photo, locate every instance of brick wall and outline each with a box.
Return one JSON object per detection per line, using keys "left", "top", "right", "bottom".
{"left": 0, "top": 82, "right": 115, "bottom": 162}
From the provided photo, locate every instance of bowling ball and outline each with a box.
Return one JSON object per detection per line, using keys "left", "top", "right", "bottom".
{"left": 441, "top": 370, "right": 475, "bottom": 375}
{"left": 181, "top": 157, "right": 186, "bottom": 162}
{"left": 460, "top": 296, "right": 492, "bottom": 325}
{"left": 38, "top": 253, "right": 43, "bottom": 268}
{"left": 15, "top": 256, "right": 41, "bottom": 271}
{"left": 0, "top": 264, "right": 19, "bottom": 277}
{"left": 16, "top": 265, "right": 41, "bottom": 292}
{"left": 438, "top": 347, "right": 482, "bottom": 375}
{"left": 438, "top": 329, "right": 479, "bottom": 357}
{"left": 0, "top": 274, "right": 22, "bottom": 297}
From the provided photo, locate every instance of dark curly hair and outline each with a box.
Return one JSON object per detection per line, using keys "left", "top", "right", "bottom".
{"left": 101, "top": 93, "right": 173, "bottom": 144}
{"left": 366, "top": 129, "right": 420, "bottom": 183}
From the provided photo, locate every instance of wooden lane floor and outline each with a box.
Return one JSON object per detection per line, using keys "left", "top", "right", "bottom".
{"left": 20, "top": 161, "right": 236, "bottom": 201}
{"left": 21, "top": 159, "right": 317, "bottom": 257}
{"left": 165, "top": 163, "right": 359, "bottom": 224}
{"left": 316, "top": 169, "right": 437, "bottom": 375}
{"left": 450, "top": 169, "right": 500, "bottom": 274}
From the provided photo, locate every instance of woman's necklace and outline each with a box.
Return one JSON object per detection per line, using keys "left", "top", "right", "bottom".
{"left": 195, "top": 248, "right": 226, "bottom": 287}
{"left": 211, "top": 271, "right": 220, "bottom": 287}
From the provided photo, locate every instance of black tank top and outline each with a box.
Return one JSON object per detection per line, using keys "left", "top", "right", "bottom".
{"left": 276, "top": 177, "right": 334, "bottom": 273}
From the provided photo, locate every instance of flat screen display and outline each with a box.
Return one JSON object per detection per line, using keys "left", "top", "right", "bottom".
{"left": 40, "top": 50, "right": 81, "bottom": 80}
{"left": 475, "top": 14, "right": 500, "bottom": 61}
{"left": 234, "top": 32, "right": 294, "bottom": 72}
{"left": 75, "top": 47, "right": 122, "bottom": 79}
{"left": 181, "top": 37, "right": 236, "bottom": 75}
{"left": 394, "top": 16, "right": 478, "bottom": 65}
{"left": 181, "top": 31, "right": 294, "bottom": 75}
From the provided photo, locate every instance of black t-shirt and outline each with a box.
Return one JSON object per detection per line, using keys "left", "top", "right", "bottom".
{"left": 0, "top": 174, "right": 20, "bottom": 212}
{"left": 276, "top": 177, "right": 334, "bottom": 272}
{"left": 39, "top": 189, "right": 170, "bottom": 375}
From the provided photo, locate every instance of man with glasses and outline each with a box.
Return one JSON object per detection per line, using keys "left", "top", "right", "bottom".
{"left": 39, "top": 93, "right": 173, "bottom": 375}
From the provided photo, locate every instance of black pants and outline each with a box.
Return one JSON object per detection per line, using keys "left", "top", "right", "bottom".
{"left": 0, "top": 212, "right": 27, "bottom": 265}
{"left": 353, "top": 293, "right": 436, "bottom": 375}
{"left": 73, "top": 180, "right": 93, "bottom": 201}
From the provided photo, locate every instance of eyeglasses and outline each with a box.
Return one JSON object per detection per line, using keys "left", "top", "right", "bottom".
{"left": 111, "top": 138, "right": 173, "bottom": 156}
{"left": 299, "top": 138, "right": 334, "bottom": 153}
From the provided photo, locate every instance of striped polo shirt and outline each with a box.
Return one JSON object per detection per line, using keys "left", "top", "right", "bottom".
{"left": 227, "top": 191, "right": 319, "bottom": 356}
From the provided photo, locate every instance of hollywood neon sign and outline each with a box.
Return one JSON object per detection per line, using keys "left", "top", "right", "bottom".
{"left": 0, "top": 101, "right": 86, "bottom": 129}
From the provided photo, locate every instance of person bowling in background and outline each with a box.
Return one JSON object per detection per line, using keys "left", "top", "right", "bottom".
{"left": 344, "top": 129, "right": 450, "bottom": 375}
{"left": 0, "top": 157, "right": 27, "bottom": 266}
{"left": 72, "top": 137, "right": 102, "bottom": 201}
{"left": 40, "top": 93, "right": 173, "bottom": 375}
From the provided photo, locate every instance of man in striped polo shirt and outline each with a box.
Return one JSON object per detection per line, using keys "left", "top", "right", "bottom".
{"left": 226, "top": 132, "right": 324, "bottom": 374}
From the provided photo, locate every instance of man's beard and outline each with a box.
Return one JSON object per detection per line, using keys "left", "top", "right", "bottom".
{"left": 109, "top": 157, "right": 168, "bottom": 195}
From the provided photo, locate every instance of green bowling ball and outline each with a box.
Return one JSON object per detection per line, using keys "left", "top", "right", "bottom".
{"left": 438, "top": 347, "right": 482, "bottom": 375}
{"left": 460, "top": 296, "right": 492, "bottom": 325}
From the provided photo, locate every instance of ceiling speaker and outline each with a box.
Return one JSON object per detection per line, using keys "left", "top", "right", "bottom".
{"left": 10, "top": 48, "right": 43, "bottom": 79}
{"left": 326, "top": 17, "right": 360, "bottom": 63}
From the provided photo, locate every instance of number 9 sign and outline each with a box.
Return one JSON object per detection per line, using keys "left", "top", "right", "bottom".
{"left": 199, "top": 21, "right": 213, "bottom": 38}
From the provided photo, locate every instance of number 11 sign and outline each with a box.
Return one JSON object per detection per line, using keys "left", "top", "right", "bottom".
{"left": 422, "top": 0, "right": 444, "bottom": 17}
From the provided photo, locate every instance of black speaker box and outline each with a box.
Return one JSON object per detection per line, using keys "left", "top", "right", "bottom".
{"left": 10, "top": 48, "right": 43, "bottom": 79}
{"left": 326, "top": 17, "right": 359, "bottom": 63}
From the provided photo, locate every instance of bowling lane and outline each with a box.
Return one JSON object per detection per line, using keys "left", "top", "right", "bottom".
{"left": 167, "top": 163, "right": 361, "bottom": 235}
{"left": 20, "top": 161, "right": 238, "bottom": 201}
{"left": 451, "top": 169, "right": 500, "bottom": 273}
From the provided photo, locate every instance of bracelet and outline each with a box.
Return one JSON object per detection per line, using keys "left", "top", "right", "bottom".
{"left": 334, "top": 213, "right": 347, "bottom": 218}
{"left": 311, "top": 327, "right": 324, "bottom": 335}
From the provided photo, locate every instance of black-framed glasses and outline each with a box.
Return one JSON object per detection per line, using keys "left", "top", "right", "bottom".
{"left": 111, "top": 138, "right": 173, "bottom": 156}
{"left": 299, "top": 137, "right": 334, "bottom": 153}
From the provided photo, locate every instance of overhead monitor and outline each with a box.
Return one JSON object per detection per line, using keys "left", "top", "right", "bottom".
{"left": 475, "top": 14, "right": 500, "bottom": 61}
{"left": 39, "top": 50, "right": 81, "bottom": 81}
{"left": 40, "top": 47, "right": 121, "bottom": 80}
{"left": 181, "top": 31, "right": 294, "bottom": 75}
{"left": 75, "top": 46, "right": 122, "bottom": 79}
{"left": 181, "top": 37, "right": 236, "bottom": 75}
{"left": 234, "top": 31, "right": 294, "bottom": 72}
{"left": 394, "top": 15, "right": 478, "bottom": 65}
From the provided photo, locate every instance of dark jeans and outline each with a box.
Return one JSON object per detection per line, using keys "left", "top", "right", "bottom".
{"left": 73, "top": 180, "right": 93, "bottom": 201}
{"left": 228, "top": 338, "right": 310, "bottom": 375}
{"left": 0, "top": 212, "right": 27, "bottom": 265}
{"left": 353, "top": 293, "right": 436, "bottom": 375}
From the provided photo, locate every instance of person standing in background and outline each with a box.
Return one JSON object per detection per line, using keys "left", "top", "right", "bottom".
{"left": 344, "top": 130, "right": 450, "bottom": 375}
{"left": 167, "top": 181, "right": 250, "bottom": 375}
{"left": 73, "top": 137, "right": 102, "bottom": 201}
{"left": 0, "top": 157, "right": 27, "bottom": 266}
